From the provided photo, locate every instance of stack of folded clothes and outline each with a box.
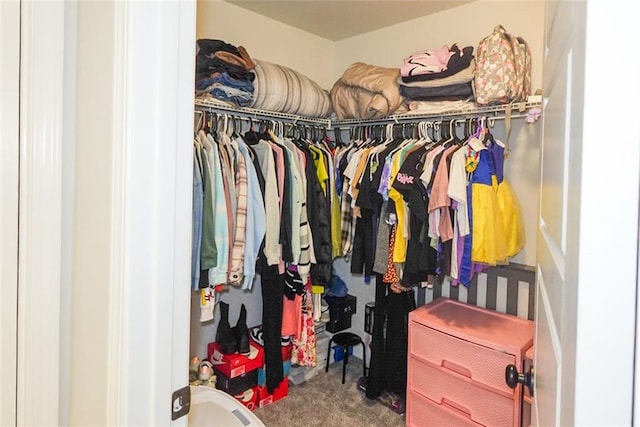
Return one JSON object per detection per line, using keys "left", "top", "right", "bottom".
{"left": 398, "top": 44, "right": 476, "bottom": 106}
{"left": 195, "top": 39, "right": 256, "bottom": 107}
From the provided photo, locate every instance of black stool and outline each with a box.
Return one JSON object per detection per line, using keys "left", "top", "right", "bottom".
{"left": 325, "top": 332, "right": 366, "bottom": 384}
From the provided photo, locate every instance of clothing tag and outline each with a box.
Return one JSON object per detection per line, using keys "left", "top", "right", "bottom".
{"left": 468, "top": 137, "right": 486, "bottom": 152}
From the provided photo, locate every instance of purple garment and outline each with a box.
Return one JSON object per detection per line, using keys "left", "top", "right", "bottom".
{"left": 458, "top": 182, "right": 474, "bottom": 286}
{"left": 488, "top": 141, "right": 505, "bottom": 184}
{"left": 377, "top": 155, "right": 394, "bottom": 201}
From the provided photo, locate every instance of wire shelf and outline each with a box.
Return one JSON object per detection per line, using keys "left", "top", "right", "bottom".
{"left": 331, "top": 100, "right": 542, "bottom": 128}
{"left": 194, "top": 98, "right": 542, "bottom": 129}
{"left": 194, "top": 98, "right": 330, "bottom": 125}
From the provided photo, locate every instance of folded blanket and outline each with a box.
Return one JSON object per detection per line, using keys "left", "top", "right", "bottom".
{"left": 195, "top": 39, "right": 256, "bottom": 83}
{"left": 399, "top": 81, "right": 475, "bottom": 101}
{"left": 251, "top": 60, "right": 331, "bottom": 118}
{"left": 407, "top": 99, "right": 477, "bottom": 114}
{"left": 398, "top": 60, "right": 475, "bottom": 89}
{"left": 330, "top": 62, "right": 404, "bottom": 120}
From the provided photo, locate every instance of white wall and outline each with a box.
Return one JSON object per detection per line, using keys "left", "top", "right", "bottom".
{"left": 334, "top": 0, "right": 545, "bottom": 92}
{"left": 0, "top": 2, "right": 20, "bottom": 425}
{"left": 196, "top": 0, "right": 335, "bottom": 90}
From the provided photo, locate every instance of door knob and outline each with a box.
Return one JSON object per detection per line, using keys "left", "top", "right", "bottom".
{"left": 505, "top": 364, "right": 534, "bottom": 397}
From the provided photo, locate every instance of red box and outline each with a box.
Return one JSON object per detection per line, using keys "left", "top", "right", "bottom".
{"left": 257, "top": 377, "right": 289, "bottom": 408}
{"left": 207, "top": 342, "right": 264, "bottom": 379}
{"left": 234, "top": 386, "right": 260, "bottom": 412}
{"left": 250, "top": 339, "right": 292, "bottom": 362}
{"left": 249, "top": 325, "right": 293, "bottom": 361}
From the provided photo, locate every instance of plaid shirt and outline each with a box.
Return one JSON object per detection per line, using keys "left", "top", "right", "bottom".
{"left": 340, "top": 177, "right": 357, "bottom": 257}
{"left": 237, "top": 140, "right": 266, "bottom": 290}
{"left": 228, "top": 140, "right": 248, "bottom": 286}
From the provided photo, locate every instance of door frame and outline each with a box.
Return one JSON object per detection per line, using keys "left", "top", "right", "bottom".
{"left": 1, "top": 1, "right": 20, "bottom": 425}
{"left": 15, "top": 0, "right": 197, "bottom": 424}
{"left": 63, "top": 1, "right": 196, "bottom": 424}
{"left": 16, "top": 1, "right": 65, "bottom": 424}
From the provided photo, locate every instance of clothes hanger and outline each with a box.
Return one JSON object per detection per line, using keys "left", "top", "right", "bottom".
{"left": 242, "top": 116, "right": 262, "bottom": 145}
{"left": 223, "top": 114, "right": 234, "bottom": 138}
{"left": 194, "top": 110, "right": 204, "bottom": 135}
{"left": 463, "top": 117, "right": 473, "bottom": 140}
{"left": 232, "top": 115, "right": 243, "bottom": 139}
{"left": 467, "top": 116, "right": 487, "bottom": 152}
{"left": 438, "top": 120, "right": 449, "bottom": 143}
{"left": 449, "top": 119, "right": 463, "bottom": 146}
{"left": 203, "top": 111, "right": 212, "bottom": 134}
{"left": 334, "top": 127, "right": 343, "bottom": 147}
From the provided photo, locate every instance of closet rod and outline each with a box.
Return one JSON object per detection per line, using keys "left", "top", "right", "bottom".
{"left": 329, "top": 100, "right": 542, "bottom": 128}
{"left": 331, "top": 112, "right": 536, "bottom": 131}
{"left": 195, "top": 98, "right": 330, "bottom": 126}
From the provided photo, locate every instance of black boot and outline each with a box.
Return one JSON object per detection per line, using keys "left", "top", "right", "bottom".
{"left": 233, "top": 304, "right": 250, "bottom": 355}
{"left": 216, "top": 301, "right": 238, "bottom": 354}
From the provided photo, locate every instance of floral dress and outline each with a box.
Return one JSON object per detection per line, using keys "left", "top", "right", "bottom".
{"left": 291, "top": 276, "right": 317, "bottom": 367}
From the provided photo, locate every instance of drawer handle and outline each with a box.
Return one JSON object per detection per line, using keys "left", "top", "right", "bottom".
{"left": 441, "top": 359, "right": 472, "bottom": 379}
{"left": 506, "top": 364, "right": 535, "bottom": 397}
{"left": 441, "top": 397, "right": 472, "bottom": 418}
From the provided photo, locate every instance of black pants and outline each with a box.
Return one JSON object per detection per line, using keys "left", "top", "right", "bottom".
{"left": 366, "top": 275, "right": 415, "bottom": 399}
{"left": 261, "top": 266, "right": 284, "bottom": 393}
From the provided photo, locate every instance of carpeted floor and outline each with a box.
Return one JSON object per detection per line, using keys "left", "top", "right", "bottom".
{"left": 253, "top": 359, "right": 406, "bottom": 427}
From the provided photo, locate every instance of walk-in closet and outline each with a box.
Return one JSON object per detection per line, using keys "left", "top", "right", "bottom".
{"left": 189, "top": 1, "right": 544, "bottom": 425}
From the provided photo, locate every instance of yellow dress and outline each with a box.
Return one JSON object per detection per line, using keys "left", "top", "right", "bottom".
{"left": 470, "top": 147, "right": 515, "bottom": 266}
{"left": 470, "top": 142, "right": 524, "bottom": 265}
{"left": 496, "top": 178, "right": 525, "bottom": 259}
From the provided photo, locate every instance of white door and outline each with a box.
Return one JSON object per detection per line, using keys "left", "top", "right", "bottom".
{"left": 534, "top": 1, "right": 640, "bottom": 425}
{"left": 0, "top": 1, "right": 20, "bottom": 425}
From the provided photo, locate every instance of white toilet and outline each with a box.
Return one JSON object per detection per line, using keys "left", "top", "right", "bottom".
{"left": 188, "top": 385, "right": 266, "bottom": 427}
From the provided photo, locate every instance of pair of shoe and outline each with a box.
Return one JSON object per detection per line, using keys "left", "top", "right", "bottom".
{"left": 215, "top": 302, "right": 250, "bottom": 355}
{"left": 249, "top": 326, "right": 291, "bottom": 348}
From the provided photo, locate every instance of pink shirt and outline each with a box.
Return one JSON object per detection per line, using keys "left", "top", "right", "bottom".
{"left": 401, "top": 45, "right": 454, "bottom": 77}
{"left": 428, "top": 145, "right": 459, "bottom": 242}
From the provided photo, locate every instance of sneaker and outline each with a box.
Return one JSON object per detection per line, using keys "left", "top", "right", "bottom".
{"left": 378, "top": 391, "right": 406, "bottom": 414}
{"left": 249, "top": 326, "right": 264, "bottom": 346}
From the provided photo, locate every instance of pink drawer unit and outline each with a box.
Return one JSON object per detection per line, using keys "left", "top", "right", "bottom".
{"left": 409, "top": 321, "right": 516, "bottom": 395}
{"left": 410, "top": 356, "right": 514, "bottom": 426}
{"left": 406, "top": 298, "right": 534, "bottom": 427}
{"left": 407, "top": 389, "right": 482, "bottom": 427}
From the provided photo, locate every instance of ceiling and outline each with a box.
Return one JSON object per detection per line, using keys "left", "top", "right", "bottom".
{"left": 224, "top": 0, "right": 477, "bottom": 41}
